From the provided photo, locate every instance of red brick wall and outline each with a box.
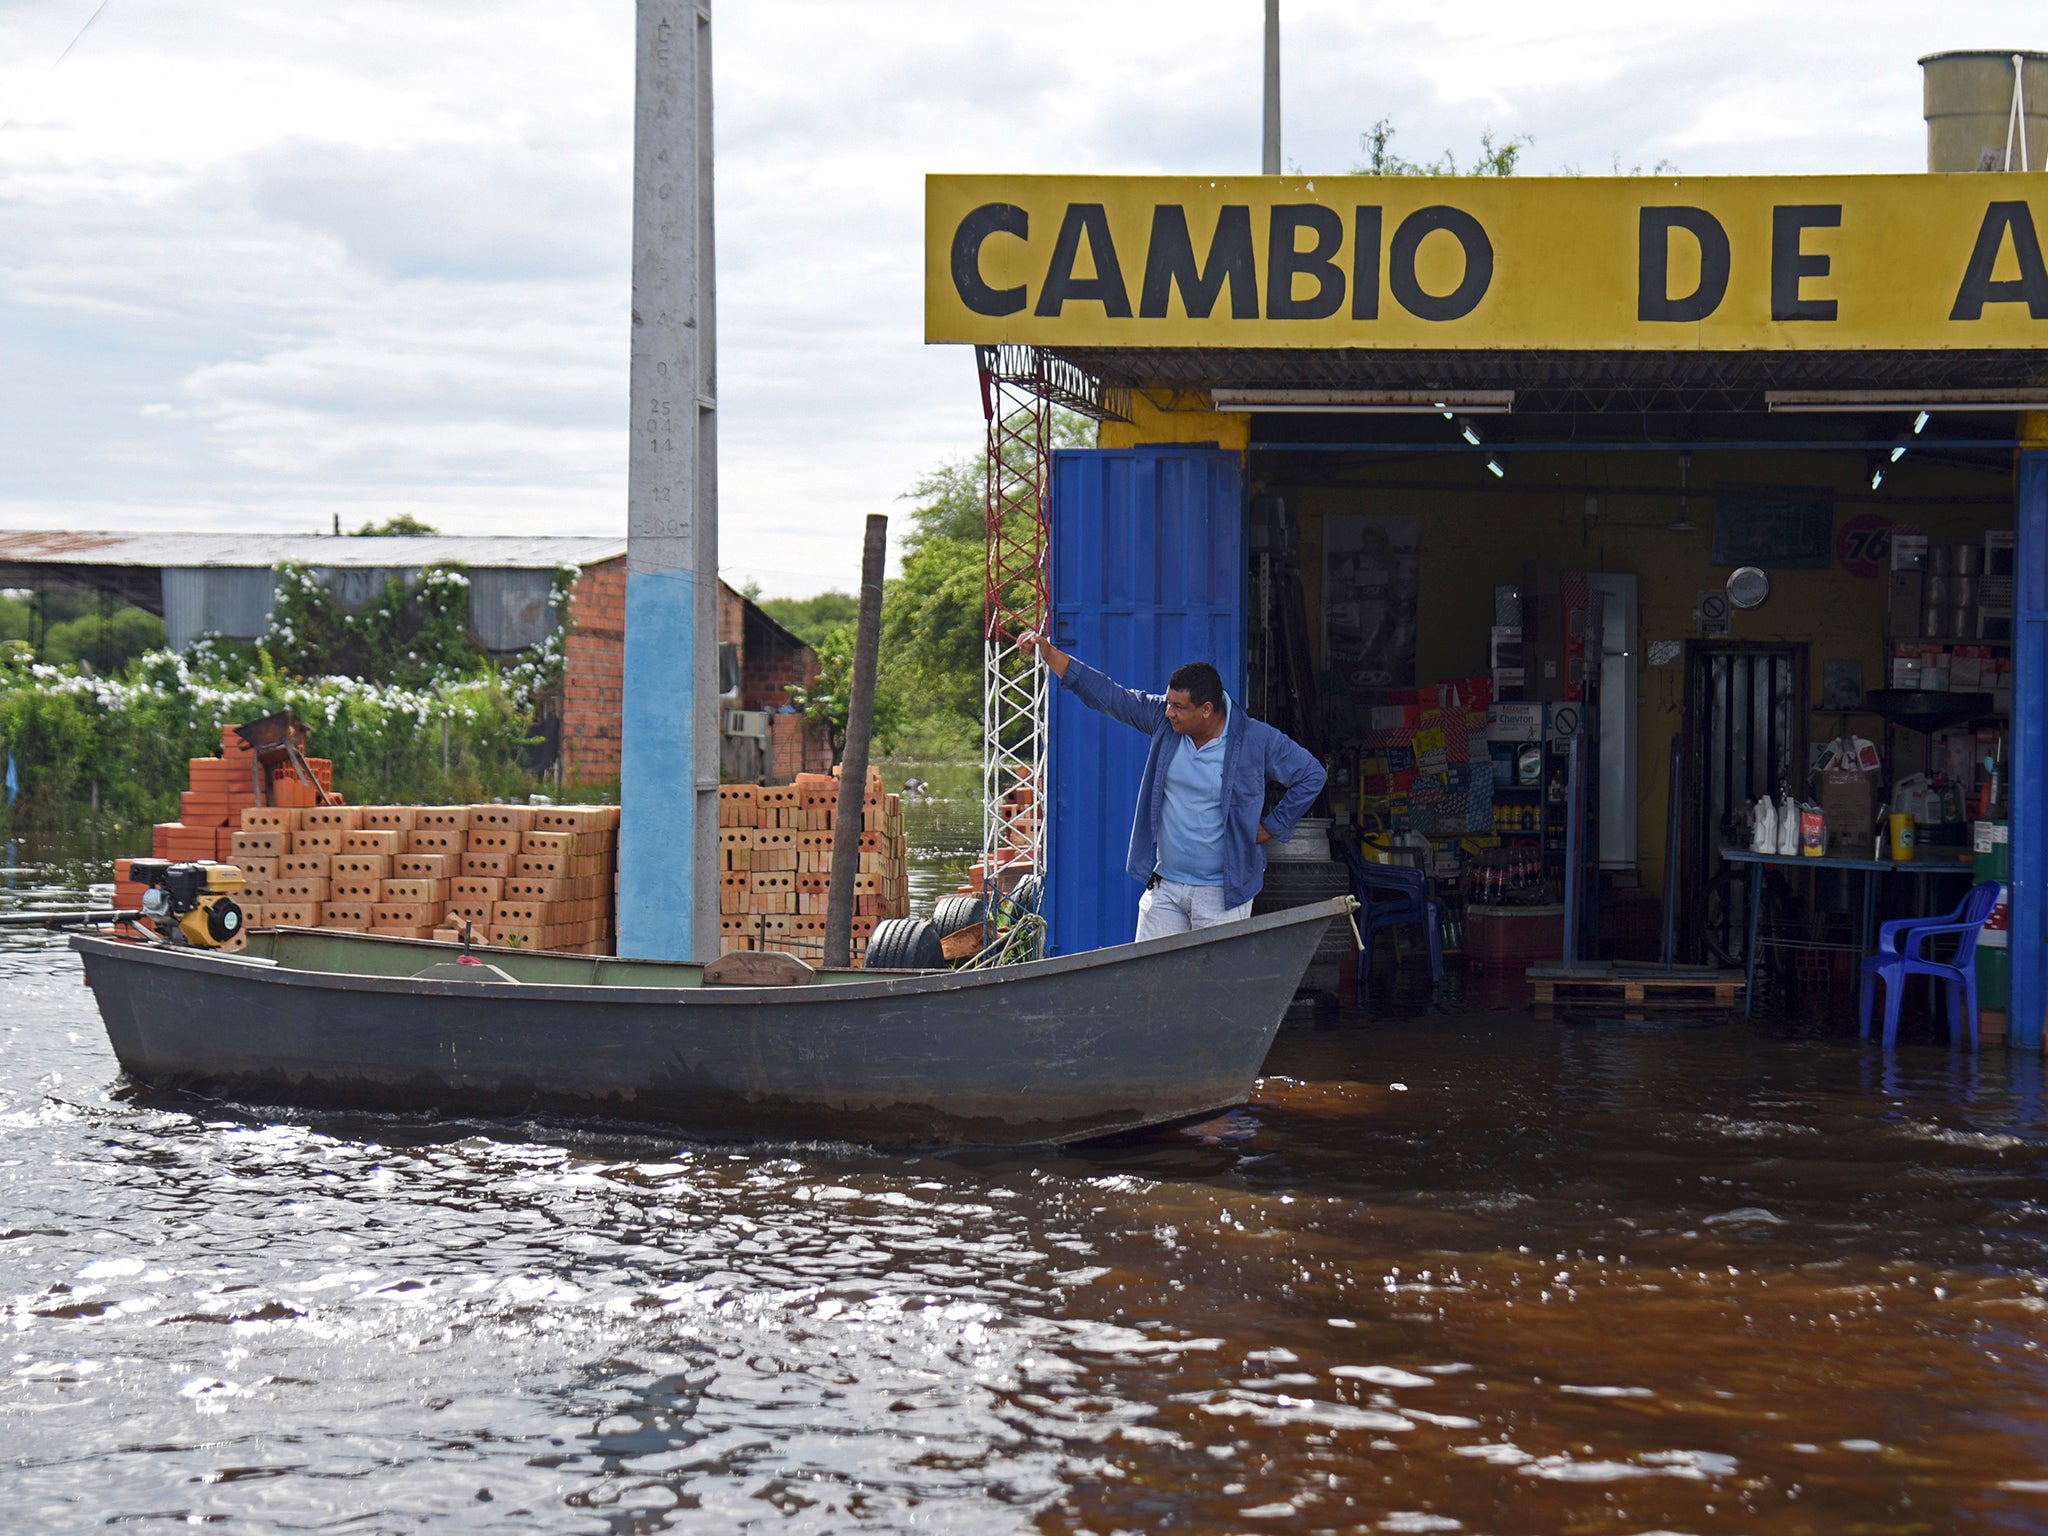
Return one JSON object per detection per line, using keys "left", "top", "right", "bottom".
{"left": 741, "top": 606, "right": 814, "bottom": 712}
{"left": 562, "top": 558, "right": 625, "bottom": 785}
{"left": 561, "top": 565, "right": 832, "bottom": 786}
{"left": 719, "top": 583, "right": 744, "bottom": 646}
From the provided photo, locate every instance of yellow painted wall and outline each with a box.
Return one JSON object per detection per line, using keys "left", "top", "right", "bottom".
{"left": 1097, "top": 392, "right": 1250, "bottom": 453}
{"left": 1269, "top": 453, "right": 2014, "bottom": 894}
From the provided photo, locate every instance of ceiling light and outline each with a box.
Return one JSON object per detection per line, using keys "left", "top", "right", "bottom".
{"left": 1459, "top": 420, "right": 1483, "bottom": 446}
{"left": 1485, "top": 456, "right": 1505, "bottom": 478}
{"left": 1767, "top": 390, "right": 2048, "bottom": 412}
{"left": 1870, "top": 465, "right": 1886, "bottom": 490}
{"left": 1211, "top": 388, "right": 1514, "bottom": 414}
{"left": 1889, "top": 444, "right": 1908, "bottom": 462}
{"left": 1913, "top": 411, "right": 1931, "bottom": 434}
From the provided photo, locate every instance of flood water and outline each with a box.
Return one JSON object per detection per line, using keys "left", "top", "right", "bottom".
{"left": 7, "top": 811, "right": 2048, "bottom": 1534}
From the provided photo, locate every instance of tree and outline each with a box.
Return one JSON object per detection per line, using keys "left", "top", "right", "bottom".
{"left": 1353, "top": 117, "right": 1676, "bottom": 179}
{"left": 42, "top": 606, "right": 166, "bottom": 673}
{"left": 756, "top": 591, "right": 859, "bottom": 647}
{"left": 1353, "top": 118, "right": 1530, "bottom": 177}
{"left": 354, "top": 514, "right": 438, "bottom": 536}
{"left": 785, "top": 621, "right": 900, "bottom": 759}
{"left": 879, "top": 410, "right": 1093, "bottom": 754}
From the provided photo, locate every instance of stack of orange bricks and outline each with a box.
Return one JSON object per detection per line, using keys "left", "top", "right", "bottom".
{"left": 716, "top": 767, "right": 907, "bottom": 964}
{"left": 113, "top": 729, "right": 337, "bottom": 911}
{"left": 437, "top": 804, "right": 618, "bottom": 952}
{"left": 217, "top": 803, "right": 617, "bottom": 951}
{"left": 941, "top": 769, "right": 1038, "bottom": 904}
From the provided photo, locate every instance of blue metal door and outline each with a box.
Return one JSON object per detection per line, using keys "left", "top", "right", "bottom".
{"left": 2011, "top": 452, "right": 2047, "bottom": 1051}
{"left": 1046, "top": 447, "right": 1245, "bottom": 955}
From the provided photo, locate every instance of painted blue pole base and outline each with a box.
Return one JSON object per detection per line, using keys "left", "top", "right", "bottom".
{"left": 617, "top": 568, "right": 698, "bottom": 962}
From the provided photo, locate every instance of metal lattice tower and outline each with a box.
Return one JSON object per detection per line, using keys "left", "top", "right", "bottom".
{"left": 975, "top": 346, "right": 1131, "bottom": 943}
{"left": 977, "top": 348, "right": 1051, "bottom": 916}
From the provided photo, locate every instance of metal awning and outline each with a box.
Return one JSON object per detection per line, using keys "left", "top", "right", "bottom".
{"left": 1038, "top": 346, "right": 2048, "bottom": 418}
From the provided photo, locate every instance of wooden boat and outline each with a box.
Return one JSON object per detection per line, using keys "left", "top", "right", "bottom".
{"left": 70, "top": 896, "right": 1349, "bottom": 1146}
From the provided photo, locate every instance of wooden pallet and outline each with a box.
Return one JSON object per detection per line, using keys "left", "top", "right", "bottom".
{"left": 1529, "top": 969, "right": 1743, "bottom": 1014}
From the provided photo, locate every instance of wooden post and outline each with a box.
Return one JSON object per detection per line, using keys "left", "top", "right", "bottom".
{"left": 826, "top": 514, "right": 888, "bottom": 967}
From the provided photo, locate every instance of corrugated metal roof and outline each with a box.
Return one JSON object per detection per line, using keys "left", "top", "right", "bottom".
{"left": 0, "top": 531, "right": 626, "bottom": 570}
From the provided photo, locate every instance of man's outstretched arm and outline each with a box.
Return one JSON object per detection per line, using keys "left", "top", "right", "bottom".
{"left": 1018, "top": 632, "right": 1165, "bottom": 735}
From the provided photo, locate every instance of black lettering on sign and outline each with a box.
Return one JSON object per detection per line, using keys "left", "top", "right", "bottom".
{"left": 1387, "top": 206, "right": 1493, "bottom": 322}
{"left": 1266, "top": 205, "right": 1346, "bottom": 319}
{"left": 1139, "top": 206, "right": 1257, "bottom": 319}
{"left": 950, "top": 203, "right": 1028, "bottom": 317}
{"left": 1771, "top": 205, "right": 1841, "bottom": 321}
{"left": 1950, "top": 201, "right": 2048, "bottom": 320}
{"left": 1034, "top": 204, "right": 1132, "bottom": 318}
{"left": 1352, "top": 207, "right": 1382, "bottom": 320}
{"left": 1637, "top": 207, "right": 1730, "bottom": 322}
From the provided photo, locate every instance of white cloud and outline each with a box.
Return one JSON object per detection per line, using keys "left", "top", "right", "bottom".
{"left": 0, "top": 0, "right": 2038, "bottom": 596}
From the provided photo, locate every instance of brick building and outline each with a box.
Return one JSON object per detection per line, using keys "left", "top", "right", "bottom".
{"left": 560, "top": 558, "right": 831, "bottom": 787}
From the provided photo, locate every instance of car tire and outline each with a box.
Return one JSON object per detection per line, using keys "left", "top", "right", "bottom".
{"left": 929, "top": 895, "right": 986, "bottom": 938}
{"left": 864, "top": 917, "right": 944, "bottom": 970}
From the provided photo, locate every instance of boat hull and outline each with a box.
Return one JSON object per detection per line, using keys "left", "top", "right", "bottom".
{"left": 71, "top": 898, "right": 1344, "bottom": 1146}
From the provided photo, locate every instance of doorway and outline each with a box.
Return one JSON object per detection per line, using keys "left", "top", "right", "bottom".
{"left": 1681, "top": 641, "right": 1808, "bottom": 964}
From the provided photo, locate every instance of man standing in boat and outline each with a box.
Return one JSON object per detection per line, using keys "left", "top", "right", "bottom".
{"left": 1018, "top": 632, "right": 1326, "bottom": 939}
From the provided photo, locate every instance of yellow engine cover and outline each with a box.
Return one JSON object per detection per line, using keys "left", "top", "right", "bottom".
{"left": 201, "top": 863, "right": 245, "bottom": 893}
{"left": 175, "top": 894, "right": 247, "bottom": 950}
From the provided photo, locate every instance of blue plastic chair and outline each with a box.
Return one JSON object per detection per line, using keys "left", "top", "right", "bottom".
{"left": 1859, "top": 880, "right": 2002, "bottom": 1051}
{"left": 1339, "top": 841, "right": 1443, "bottom": 998}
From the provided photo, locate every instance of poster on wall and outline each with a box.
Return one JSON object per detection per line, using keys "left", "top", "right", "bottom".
{"left": 1711, "top": 487, "right": 1834, "bottom": 568}
{"left": 1323, "top": 514, "right": 1419, "bottom": 691}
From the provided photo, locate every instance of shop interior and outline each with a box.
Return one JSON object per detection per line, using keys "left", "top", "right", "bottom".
{"left": 1228, "top": 388, "right": 2020, "bottom": 1023}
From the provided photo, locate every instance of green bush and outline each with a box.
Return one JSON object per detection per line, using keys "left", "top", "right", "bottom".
{"left": 0, "top": 644, "right": 552, "bottom": 837}
{"left": 42, "top": 606, "right": 167, "bottom": 673}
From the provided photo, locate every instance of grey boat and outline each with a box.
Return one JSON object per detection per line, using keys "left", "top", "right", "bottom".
{"left": 70, "top": 895, "right": 1348, "bottom": 1146}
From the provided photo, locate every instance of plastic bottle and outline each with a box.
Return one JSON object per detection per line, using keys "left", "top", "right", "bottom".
{"left": 1754, "top": 795, "right": 1776, "bottom": 853}
{"left": 1777, "top": 792, "right": 1800, "bottom": 856}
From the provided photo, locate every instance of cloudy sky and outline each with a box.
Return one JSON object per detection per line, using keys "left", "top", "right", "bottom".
{"left": 0, "top": 1, "right": 2037, "bottom": 595}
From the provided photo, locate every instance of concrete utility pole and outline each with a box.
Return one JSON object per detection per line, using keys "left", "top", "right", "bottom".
{"left": 618, "top": 0, "right": 720, "bottom": 962}
{"left": 1262, "top": 0, "right": 1281, "bottom": 174}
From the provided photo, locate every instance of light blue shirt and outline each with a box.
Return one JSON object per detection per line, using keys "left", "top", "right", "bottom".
{"left": 1154, "top": 695, "right": 1231, "bottom": 886}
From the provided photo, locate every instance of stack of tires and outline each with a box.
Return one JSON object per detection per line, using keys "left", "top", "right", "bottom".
{"left": 1251, "top": 816, "right": 1352, "bottom": 1014}
{"left": 865, "top": 881, "right": 1043, "bottom": 972}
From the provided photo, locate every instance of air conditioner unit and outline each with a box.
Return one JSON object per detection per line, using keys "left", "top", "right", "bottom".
{"left": 723, "top": 709, "right": 770, "bottom": 741}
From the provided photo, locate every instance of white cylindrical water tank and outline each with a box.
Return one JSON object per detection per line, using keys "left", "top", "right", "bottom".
{"left": 1920, "top": 50, "right": 2048, "bottom": 171}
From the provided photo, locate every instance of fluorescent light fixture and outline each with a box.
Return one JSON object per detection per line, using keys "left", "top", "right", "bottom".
{"left": 1870, "top": 465, "right": 1886, "bottom": 490}
{"left": 1459, "top": 421, "right": 1483, "bottom": 446}
{"left": 1890, "top": 444, "right": 1908, "bottom": 462}
{"left": 1913, "top": 411, "right": 1931, "bottom": 434}
{"left": 1485, "top": 456, "right": 1506, "bottom": 478}
{"left": 1767, "top": 390, "right": 2048, "bottom": 412}
{"left": 1211, "top": 388, "right": 1514, "bottom": 414}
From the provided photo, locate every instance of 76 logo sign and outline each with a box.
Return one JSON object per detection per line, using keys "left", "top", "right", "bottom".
{"left": 1836, "top": 513, "right": 1893, "bottom": 580}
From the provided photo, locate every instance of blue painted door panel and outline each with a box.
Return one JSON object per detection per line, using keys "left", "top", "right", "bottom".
{"left": 2011, "top": 453, "right": 2047, "bottom": 1051}
{"left": 1047, "top": 447, "right": 1245, "bottom": 955}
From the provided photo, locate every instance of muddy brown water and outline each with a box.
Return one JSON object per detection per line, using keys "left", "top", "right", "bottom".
{"left": 6, "top": 825, "right": 2048, "bottom": 1533}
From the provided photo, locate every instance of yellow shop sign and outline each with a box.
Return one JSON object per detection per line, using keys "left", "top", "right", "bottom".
{"left": 925, "top": 174, "right": 2048, "bottom": 351}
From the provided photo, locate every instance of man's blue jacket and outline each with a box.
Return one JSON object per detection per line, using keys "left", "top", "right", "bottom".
{"left": 1059, "top": 657, "right": 1327, "bottom": 910}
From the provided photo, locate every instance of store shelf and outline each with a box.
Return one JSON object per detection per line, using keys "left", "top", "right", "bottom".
{"left": 1862, "top": 689, "right": 1995, "bottom": 734}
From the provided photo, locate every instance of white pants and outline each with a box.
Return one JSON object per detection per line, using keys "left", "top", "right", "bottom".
{"left": 1136, "top": 877, "right": 1253, "bottom": 940}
